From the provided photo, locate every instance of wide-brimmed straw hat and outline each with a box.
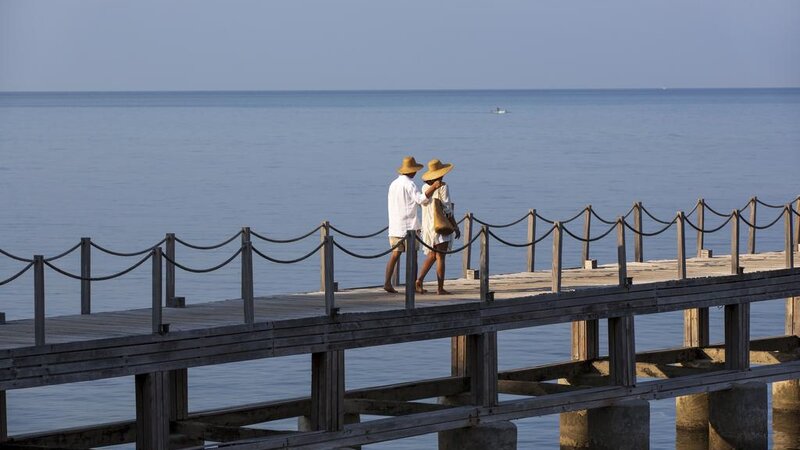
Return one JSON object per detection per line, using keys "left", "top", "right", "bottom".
{"left": 422, "top": 159, "right": 454, "bottom": 181}
{"left": 397, "top": 156, "right": 424, "bottom": 175}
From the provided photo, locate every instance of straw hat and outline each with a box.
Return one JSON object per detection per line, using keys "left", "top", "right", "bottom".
{"left": 422, "top": 159, "right": 454, "bottom": 181}
{"left": 397, "top": 156, "right": 424, "bottom": 175}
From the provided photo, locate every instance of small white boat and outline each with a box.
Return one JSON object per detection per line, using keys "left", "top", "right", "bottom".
{"left": 493, "top": 107, "right": 508, "bottom": 114}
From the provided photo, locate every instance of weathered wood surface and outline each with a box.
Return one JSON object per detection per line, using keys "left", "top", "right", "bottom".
{"left": 0, "top": 252, "right": 797, "bottom": 393}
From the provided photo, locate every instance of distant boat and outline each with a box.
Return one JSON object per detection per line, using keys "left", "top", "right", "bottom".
{"left": 493, "top": 107, "right": 508, "bottom": 114}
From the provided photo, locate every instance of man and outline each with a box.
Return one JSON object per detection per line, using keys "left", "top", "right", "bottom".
{"left": 384, "top": 156, "right": 442, "bottom": 293}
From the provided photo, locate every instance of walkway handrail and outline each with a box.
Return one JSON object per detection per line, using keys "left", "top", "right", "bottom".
{"left": 2, "top": 194, "right": 797, "bottom": 345}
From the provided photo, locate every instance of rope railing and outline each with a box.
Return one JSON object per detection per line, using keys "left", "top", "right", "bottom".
{"left": 43, "top": 242, "right": 82, "bottom": 262}
{"left": 0, "top": 262, "right": 34, "bottom": 286}
{"left": 755, "top": 198, "right": 786, "bottom": 209}
{"left": 252, "top": 243, "right": 324, "bottom": 264}
{"left": 738, "top": 208, "right": 785, "bottom": 231}
{"left": 251, "top": 226, "right": 323, "bottom": 244}
{"left": 684, "top": 214, "right": 734, "bottom": 234}
{"left": 44, "top": 251, "right": 152, "bottom": 282}
{"left": 175, "top": 231, "right": 242, "bottom": 250}
{"left": 485, "top": 225, "right": 556, "bottom": 248}
{"left": 2, "top": 194, "right": 797, "bottom": 345}
{"left": 327, "top": 225, "right": 388, "bottom": 239}
{"left": 472, "top": 212, "right": 530, "bottom": 229}
{"left": 91, "top": 239, "right": 166, "bottom": 257}
{"left": 162, "top": 247, "right": 244, "bottom": 274}
{"left": 562, "top": 221, "right": 618, "bottom": 243}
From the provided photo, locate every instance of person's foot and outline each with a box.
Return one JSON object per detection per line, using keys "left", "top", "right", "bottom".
{"left": 383, "top": 284, "right": 398, "bottom": 294}
{"left": 437, "top": 289, "right": 452, "bottom": 295}
{"left": 415, "top": 280, "right": 428, "bottom": 294}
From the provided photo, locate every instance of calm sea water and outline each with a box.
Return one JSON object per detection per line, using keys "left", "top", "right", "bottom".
{"left": 0, "top": 89, "right": 798, "bottom": 448}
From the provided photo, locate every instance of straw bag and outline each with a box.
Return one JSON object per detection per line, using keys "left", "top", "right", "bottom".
{"left": 433, "top": 199, "right": 457, "bottom": 236}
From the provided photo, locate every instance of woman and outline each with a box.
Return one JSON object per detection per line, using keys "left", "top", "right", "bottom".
{"left": 417, "top": 159, "right": 460, "bottom": 295}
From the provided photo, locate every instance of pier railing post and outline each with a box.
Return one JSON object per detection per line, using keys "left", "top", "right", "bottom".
{"left": 582, "top": 205, "right": 591, "bottom": 264}
{"left": 405, "top": 230, "right": 416, "bottom": 310}
{"left": 633, "top": 201, "right": 643, "bottom": 262}
{"left": 696, "top": 199, "right": 705, "bottom": 257}
{"left": 480, "top": 226, "right": 490, "bottom": 302}
{"left": 462, "top": 212, "right": 473, "bottom": 278}
{"left": 795, "top": 197, "right": 800, "bottom": 251}
{"left": 748, "top": 197, "right": 757, "bottom": 254}
{"left": 320, "top": 221, "right": 329, "bottom": 292}
{"left": 731, "top": 209, "right": 740, "bottom": 275}
{"left": 165, "top": 233, "right": 176, "bottom": 307}
{"left": 552, "top": 222, "right": 563, "bottom": 293}
{"left": 526, "top": 209, "right": 536, "bottom": 272}
{"left": 785, "top": 205, "right": 794, "bottom": 269}
{"left": 80, "top": 237, "right": 91, "bottom": 315}
{"left": 151, "top": 247, "right": 162, "bottom": 335}
{"left": 616, "top": 217, "right": 627, "bottom": 287}
{"left": 324, "top": 236, "right": 336, "bottom": 316}
{"left": 677, "top": 211, "right": 686, "bottom": 280}
{"left": 34, "top": 255, "right": 45, "bottom": 346}
{"left": 241, "top": 227, "right": 254, "bottom": 324}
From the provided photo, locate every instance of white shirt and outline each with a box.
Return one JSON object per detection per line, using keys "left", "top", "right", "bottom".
{"left": 387, "top": 175, "right": 431, "bottom": 237}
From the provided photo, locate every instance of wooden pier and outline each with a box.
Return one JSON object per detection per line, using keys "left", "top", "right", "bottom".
{"left": 0, "top": 196, "right": 799, "bottom": 449}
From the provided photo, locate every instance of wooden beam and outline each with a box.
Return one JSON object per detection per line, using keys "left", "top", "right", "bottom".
{"left": 497, "top": 380, "right": 587, "bottom": 396}
{"left": 135, "top": 371, "right": 169, "bottom": 450}
{"left": 172, "top": 420, "right": 294, "bottom": 442}
{"left": 344, "top": 399, "right": 448, "bottom": 416}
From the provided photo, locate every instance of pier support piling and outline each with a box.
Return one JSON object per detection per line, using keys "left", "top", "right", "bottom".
{"left": 708, "top": 382, "right": 767, "bottom": 450}
{"left": 560, "top": 400, "right": 650, "bottom": 450}
{"left": 135, "top": 371, "right": 170, "bottom": 450}
{"left": 438, "top": 421, "right": 517, "bottom": 450}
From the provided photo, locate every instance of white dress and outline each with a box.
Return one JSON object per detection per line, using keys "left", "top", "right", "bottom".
{"left": 421, "top": 184, "right": 454, "bottom": 255}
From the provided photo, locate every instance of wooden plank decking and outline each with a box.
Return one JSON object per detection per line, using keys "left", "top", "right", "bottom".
{"left": 0, "top": 251, "right": 794, "bottom": 350}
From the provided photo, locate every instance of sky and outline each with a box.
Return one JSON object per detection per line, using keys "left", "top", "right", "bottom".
{"left": 1, "top": 0, "right": 799, "bottom": 92}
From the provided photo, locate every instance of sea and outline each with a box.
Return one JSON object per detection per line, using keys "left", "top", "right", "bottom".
{"left": 0, "top": 89, "right": 798, "bottom": 448}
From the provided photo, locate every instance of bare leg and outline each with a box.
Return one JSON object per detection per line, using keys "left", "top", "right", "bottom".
{"left": 435, "top": 243, "right": 451, "bottom": 295}
{"left": 417, "top": 251, "right": 436, "bottom": 294}
{"left": 384, "top": 251, "right": 401, "bottom": 293}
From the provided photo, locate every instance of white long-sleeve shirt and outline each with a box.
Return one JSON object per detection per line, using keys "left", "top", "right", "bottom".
{"left": 387, "top": 175, "right": 431, "bottom": 237}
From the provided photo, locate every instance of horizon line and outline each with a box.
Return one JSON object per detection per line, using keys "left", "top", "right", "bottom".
{"left": 2, "top": 86, "right": 799, "bottom": 95}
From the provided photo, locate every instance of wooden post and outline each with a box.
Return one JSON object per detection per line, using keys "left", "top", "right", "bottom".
{"left": 480, "top": 225, "right": 489, "bottom": 302}
{"left": 552, "top": 222, "right": 562, "bottom": 293}
{"left": 168, "top": 369, "right": 188, "bottom": 422}
{"left": 241, "top": 228, "right": 254, "bottom": 324}
{"left": 677, "top": 211, "right": 686, "bottom": 280}
{"left": 724, "top": 303, "right": 750, "bottom": 370}
{"left": 608, "top": 315, "right": 636, "bottom": 386}
{"left": 683, "top": 308, "right": 710, "bottom": 348}
{"left": 582, "top": 205, "right": 591, "bottom": 264}
{"left": 617, "top": 217, "right": 627, "bottom": 287}
{"left": 695, "top": 199, "right": 705, "bottom": 257}
{"left": 795, "top": 197, "right": 800, "bottom": 250}
{"left": 165, "top": 233, "right": 176, "bottom": 308}
{"left": 151, "top": 247, "right": 162, "bottom": 335}
{"left": 0, "top": 391, "right": 6, "bottom": 441}
{"left": 405, "top": 230, "right": 416, "bottom": 310}
{"left": 731, "top": 209, "right": 740, "bottom": 275}
{"left": 468, "top": 332, "right": 498, "bottom": 407}
{"left": 462, "top": 212, "right": 473, "bottom": 278}
{"left": 34, "top": 255, "right": 45, "bottom": 346}
{"left": 310, "top": 350, "right": 345, "bottom": 431}
{"left": 324, "top": 236, "right": 336, "bottom": 316}
{"left": 633, "top": 202, "right": 643, "bottom": 262}
{"left": 320, "top": 221, "right": 329, "bottom": 292}
{"left": 135, "top": 371, "right": 170, "bottom": 449}
{"left": 748, "top": 197, "right": 757, "bottom": 254}
{"left": 571, "top": 320, "right": 599, "bottom": 361}
{"left": 526, "top": 209, "right": 536, "bottom": 272}
{"left": 785, "top": 205, "right": 794, "bottom": 269}
{"left": 80, "top": 237, "right": 91, "bottom": 315}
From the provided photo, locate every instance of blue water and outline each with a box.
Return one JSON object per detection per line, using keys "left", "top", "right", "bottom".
{"left": 0, "top": 89, "right": 798, "bottom": 448}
